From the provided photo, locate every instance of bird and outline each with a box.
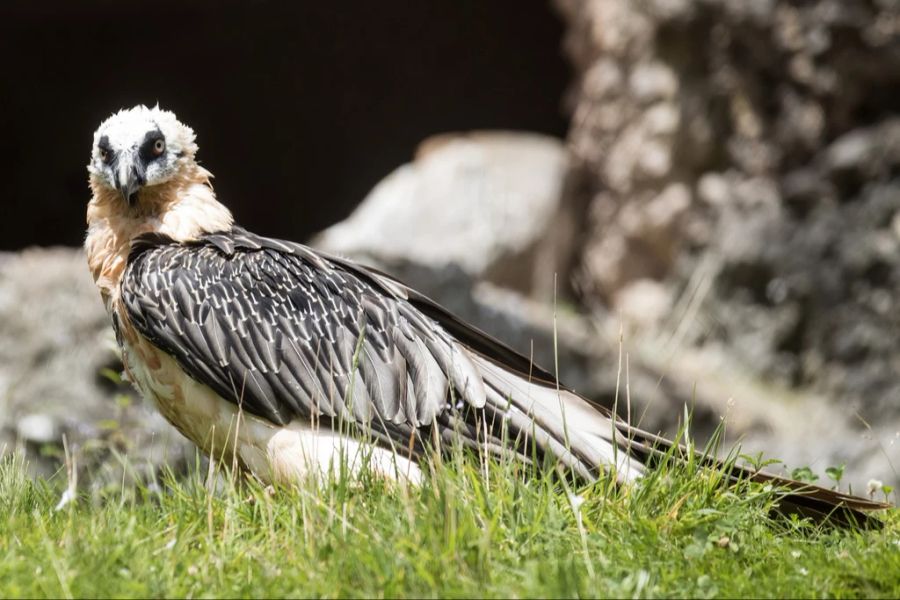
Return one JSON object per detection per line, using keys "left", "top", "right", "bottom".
{"left": 85, "top": 104, "right": 885, "bottom": 526}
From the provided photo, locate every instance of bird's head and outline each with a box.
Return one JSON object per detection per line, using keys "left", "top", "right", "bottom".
{"left": 88, "top": 104, "right": 199, "bottom": 206}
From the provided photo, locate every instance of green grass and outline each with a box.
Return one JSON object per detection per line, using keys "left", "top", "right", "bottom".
{"left": 0, "top": 446, "right": 898, "bottom": 599}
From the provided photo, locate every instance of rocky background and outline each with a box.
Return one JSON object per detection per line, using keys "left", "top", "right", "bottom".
{"left": 2, "top": 0, "right": 897, "bottom": 496}
{"left": 551, "top": 0, "right": 900, "bottom": 491}
{"left": 0, "top": 249, "right": 195, "bottom": 491}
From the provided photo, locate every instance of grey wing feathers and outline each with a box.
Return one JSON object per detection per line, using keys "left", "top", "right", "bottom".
{"left": 123, "top": 228, "right": 480, "bottom": 433}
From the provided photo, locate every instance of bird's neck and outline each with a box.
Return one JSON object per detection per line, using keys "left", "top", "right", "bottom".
{"left": 85, "top": 164, "right": 234, "bottom": 305}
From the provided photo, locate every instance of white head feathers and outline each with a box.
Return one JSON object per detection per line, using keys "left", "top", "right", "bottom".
{"left": 88, "top": 104, "right": 199, "bottom": 201}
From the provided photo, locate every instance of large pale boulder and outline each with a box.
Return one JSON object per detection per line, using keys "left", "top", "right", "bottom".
{"left": 315, "top": 131, "right": 576, "bottom": 300}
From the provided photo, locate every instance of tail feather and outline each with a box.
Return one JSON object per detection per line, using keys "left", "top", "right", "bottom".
{"left": 472, "top": 353, "right": 645, "bottom": 482}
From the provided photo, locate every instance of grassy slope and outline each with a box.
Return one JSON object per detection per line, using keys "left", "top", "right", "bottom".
{"left": 0, "top": 448, "right": 897, "bottom": 599}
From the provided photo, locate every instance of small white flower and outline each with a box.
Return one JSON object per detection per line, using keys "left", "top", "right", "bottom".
{"left": 790, "top": 550, "right": 802, "bottom": 559}
{"left": 867, "top": 479, "right": 883, "bottom": 496}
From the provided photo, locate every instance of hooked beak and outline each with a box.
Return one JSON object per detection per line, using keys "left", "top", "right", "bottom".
{"left": 115, "top": 154, "right": 146, "bottom": 205}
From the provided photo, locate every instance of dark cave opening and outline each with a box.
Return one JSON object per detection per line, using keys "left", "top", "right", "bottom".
{"left": 0, "top": 1, "right": 569, "bottom": 249}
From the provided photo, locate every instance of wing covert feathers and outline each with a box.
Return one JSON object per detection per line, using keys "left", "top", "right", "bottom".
{"left": 123, "top": 228, "right": 541, "bottom": 444}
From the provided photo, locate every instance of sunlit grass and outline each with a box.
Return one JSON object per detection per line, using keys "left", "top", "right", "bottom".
{"left": 0, "top": 439, "right": 898, "bottom": 599}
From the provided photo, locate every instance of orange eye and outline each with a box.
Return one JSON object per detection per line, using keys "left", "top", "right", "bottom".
{"left": 153, "top": 138, "right": 166, "bottom": 156}
{"left": 99, "top": 147, "right": 108, "bottom": 161}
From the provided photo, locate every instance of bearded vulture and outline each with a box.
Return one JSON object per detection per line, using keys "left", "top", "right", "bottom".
{"left": 83, "top": 105, "right": 885, "bottom": 526}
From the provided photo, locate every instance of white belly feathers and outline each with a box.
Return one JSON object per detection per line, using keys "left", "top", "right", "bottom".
{"left": 121, "top": 337, "right": 422, "bottom": 486}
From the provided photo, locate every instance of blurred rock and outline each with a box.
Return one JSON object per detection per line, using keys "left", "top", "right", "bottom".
{"left": 16, "top": 414, "right": 59, "bottom": 445}
{"left": 0, "top": 247, "right": 195, "bottom": 485}
{"left": 314, "top": 131, "right": 576, "bottom": 301}
{"left": 555, "top": 0, "right": 900, "bottom": 490}
{"left": 614, "top": 279, "right": 672, "bottom": 331}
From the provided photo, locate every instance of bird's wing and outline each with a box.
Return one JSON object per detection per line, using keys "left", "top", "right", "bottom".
{"left": 123, "top": 227, "right": 499, "bottom": 431}
{"left": 122, "top": 228, "right": 642, "bottom": 479}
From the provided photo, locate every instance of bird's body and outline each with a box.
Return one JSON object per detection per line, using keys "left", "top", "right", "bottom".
{"left": 85, "top": 105, "right": 885, "bottom": 524}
